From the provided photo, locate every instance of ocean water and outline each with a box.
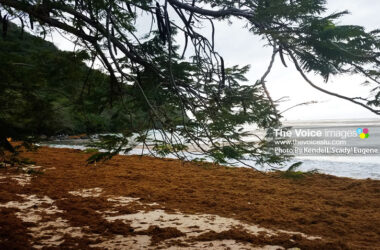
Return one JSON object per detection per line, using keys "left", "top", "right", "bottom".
{"left": 275, "top": 119, "right": 380, "bottom": 179}
{"left": 43, "top": 119, "right": 380, "bottom": 180}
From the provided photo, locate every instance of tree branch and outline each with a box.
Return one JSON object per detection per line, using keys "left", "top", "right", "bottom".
{"left": 287, "top": 49, "right": 380, "bottom": 115}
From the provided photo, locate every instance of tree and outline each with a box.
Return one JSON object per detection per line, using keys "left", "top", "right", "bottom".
{"left": 0, "top": 22, "right": 144, "bottom": 161}
{"left": 0, "top": 0, "right": 379, "bottom": 168}
{"left": 0, "top": 21, "right": 178, "bottom": 156}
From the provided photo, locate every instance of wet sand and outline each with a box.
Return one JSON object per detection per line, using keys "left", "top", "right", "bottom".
{"left": 1, "top": 147, "right": 379, "bottom": 249}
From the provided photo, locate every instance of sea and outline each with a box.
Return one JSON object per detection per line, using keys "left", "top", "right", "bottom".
{"left": 276, "top": 119, "right": 380, "bottom": 180}
{"left": 42, "top": 119, "right": 380, "bottom": 180}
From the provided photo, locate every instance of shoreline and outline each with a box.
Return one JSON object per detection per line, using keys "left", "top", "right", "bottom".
{"left": 41, "top": 142, "right": 380, "bottom": 180}
{"left": 1, "top": 146, "right": 380, "bottom": 249}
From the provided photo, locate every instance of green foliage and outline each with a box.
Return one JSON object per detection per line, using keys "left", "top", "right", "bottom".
{"left": 0, "top": 141, "right": 38, "bottom": 167}
{"left": 0, "top": 23, "right": 98, "bottom": 136}
{"left": 0, "top": 22, "right": 166, "bottom": 140}
{"left": 280, "top": 162, "right": 318, "bottom": 179}
{"left": 82, "top": 148, "right": 100, "bottom": 154}
{"left": 153, "top": 143, "right": 189, "bottom": 157}
{"left": 190, "top": 158, "right": 217, "bottom": 169}
{"left": 287, "top": 162, "right": 304, "bottom": 172}
{"left": 1, "top": 0, "right": 379, "bottom": 168}
{"left": 86, "top": 134, "right": 133, "bottom": 163}
{"left": 86, "top": 151, "right": 117, "bottom": 164}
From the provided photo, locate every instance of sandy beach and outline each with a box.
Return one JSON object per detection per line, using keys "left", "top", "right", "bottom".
{"left": 1, "top": 146, "right": 379, "bottom": 249}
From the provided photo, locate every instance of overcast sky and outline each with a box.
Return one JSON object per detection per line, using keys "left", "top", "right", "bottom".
{"left": 209, "top": 0, "right": 380, "bottom": 121}
{"left": 50, "top": 0, "right": 380, "bottom": 121}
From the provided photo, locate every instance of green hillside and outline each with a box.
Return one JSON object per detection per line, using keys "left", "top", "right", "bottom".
{"left": 0, "top": 22, "right": 149, "bottom": 138}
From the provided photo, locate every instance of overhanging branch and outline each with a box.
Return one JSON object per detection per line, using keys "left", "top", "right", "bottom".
{"left": 287, "top": 50, "right": 380, "bottom": 115}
